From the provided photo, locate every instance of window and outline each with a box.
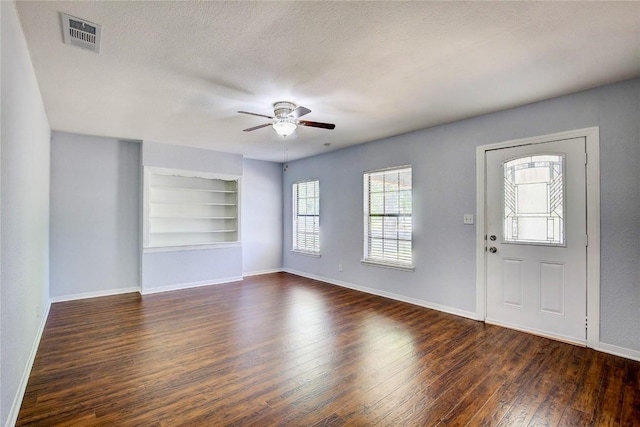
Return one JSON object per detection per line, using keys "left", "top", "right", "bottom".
{"left": 363, "top": 166, "right": 412, "bottom": 268}
{"left": 292, "top": 179, "right": 320, "bottom": 254}
{"left": 503, "top": 154, "right": 565, "bottom": 246}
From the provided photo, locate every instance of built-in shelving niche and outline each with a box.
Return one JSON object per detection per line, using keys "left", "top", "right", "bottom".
{"left": 143, "top": 167, "right": 241, "bottom": 251}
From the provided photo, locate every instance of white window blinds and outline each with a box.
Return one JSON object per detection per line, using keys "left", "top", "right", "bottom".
{"left": 364, "top": 166, "right": 412, "bottom": 266}
{"left": 293, "top": 179, "right": 320, "bottom": 254}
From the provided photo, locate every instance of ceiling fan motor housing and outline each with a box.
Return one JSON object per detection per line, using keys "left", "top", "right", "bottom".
{"left": 273, "top": 101, "right": 296, "bottom": 118}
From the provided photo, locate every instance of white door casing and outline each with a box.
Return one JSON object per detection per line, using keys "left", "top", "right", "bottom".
{"left": 476, "top": 127, "right": 600, "bottom": 348}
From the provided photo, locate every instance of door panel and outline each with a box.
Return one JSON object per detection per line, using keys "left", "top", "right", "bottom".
{"left": 485, "top": 137, "right": 587, "bottom": 344}
{"left": 540, "top": 262, "right": 564, "bottom": 315}
{"left": 502, "top": 258, "right": 523, "bottom": 306}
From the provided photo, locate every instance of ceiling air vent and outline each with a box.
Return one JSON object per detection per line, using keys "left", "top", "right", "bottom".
{"left": 61, "top": 13, "right": 101, "bottom": 54}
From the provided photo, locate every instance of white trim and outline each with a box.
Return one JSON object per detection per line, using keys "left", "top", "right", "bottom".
{"left": 597, "top": 342, "right": 640, "bottom": 362}
{"left": 476, "top": 127, "right": 601, "bottom": 345}
{"left": 360, "top": 259, "right": 414, "bottom": 272}
{"left": 143, "top": 242, "right": 242, "bottom": 253}
{"left": 242, "top": 268, "right": 284, "bottom": 277}
{"left": 50, "top": 287, "right": 140, "bottom": 303}
{"left": 6, "top": 301, "right": 51, "bottom": 427}
{"left": 143, "top": 166, "right": 150, "bottom": 248}
{"left": 283, "top": 268, "right": 477, "bottom": 320}
{"left": 584, "top": 127, "right": 601, "bottom": 348}
{"left": 292, "top": 177, "right": 320, "bottom": 185}
{"left": 140, "top": 276, "right": 243, "bottom": 295}
{"left": 147, "top": 166, "right": 241, "bottom": 182}
{"left": 475, "top": 146, "right": 487, "bottom": 320}
{"left": 290, "top": 250, "right": 321, "bottom": 258}
{"left": 364, "top": 164, "right": 412, "bottom": 175}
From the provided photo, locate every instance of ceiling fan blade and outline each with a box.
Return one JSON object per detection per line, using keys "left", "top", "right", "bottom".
{"left": 243, "top": 123, "right": 272, "bottom": 132}
{"left": 237, "top": 111, "right": 274, "bottom": 119}
{"left": 299, "top": 120, "right": 336, "bottom": 130}
{"left": 288, "top": 106, "right": 311, "bottom": 119}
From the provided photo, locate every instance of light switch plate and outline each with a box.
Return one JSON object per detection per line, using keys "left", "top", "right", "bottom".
{"left": 464, "top": 214, "right": 474, "bottom": 225}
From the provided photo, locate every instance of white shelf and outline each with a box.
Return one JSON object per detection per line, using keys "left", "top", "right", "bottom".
{"left": 144, "top": 167, "right": 241, "bottom": 248}
{"left": 151, "top": 230, "right": 237, "bottom": 234}
{"left": 143, "top": 241, "right": 241, "bottom": 253}
{"left": 149, "top": 202, "right": 237, "bottom": 206}
{"left": 150, "top": 216, "right": 237, "bottom": 219}
{"left": 150, "top": 186, "right": 236, "bottom": 193}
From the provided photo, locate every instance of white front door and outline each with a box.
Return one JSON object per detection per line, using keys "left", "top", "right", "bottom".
{"left": 485, "top": 137, "right": 587, "bottom": 344}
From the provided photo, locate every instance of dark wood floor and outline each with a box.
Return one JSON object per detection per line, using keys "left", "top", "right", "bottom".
{"left": 17, "top": 272, "right": 640, "bottom": 426}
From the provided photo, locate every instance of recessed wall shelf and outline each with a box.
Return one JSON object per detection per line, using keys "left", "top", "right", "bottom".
{"left": 143, "top": 167, "right": 241, "bottom": 249}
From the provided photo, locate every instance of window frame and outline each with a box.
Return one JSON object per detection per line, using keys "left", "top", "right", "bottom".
{"left": 292, "top": 179, "right": 321, "bottom": 256}
{"left": 362, "top": 165, "right": 414, "bottom": 271}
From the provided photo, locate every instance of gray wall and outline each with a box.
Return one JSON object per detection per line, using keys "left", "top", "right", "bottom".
{"left": 283, "top": 78, "right": 640, "bottom": 353}
{"left": 49, "top": 132, "right": 140, "bottom": 299}
{"left": 1, "top": 1, "right": 51, "bottom": 425}
{"left": 49, "top": 139, "right": 284, "bottom": 296}
{"left": 242, "top": 159, "right": 283, "bottom": 275}
{"left": 141, "top": 141, "right": 244, "bottom": 292}
{"left": 142, "top": 140, "right": 243, "bottom": 175}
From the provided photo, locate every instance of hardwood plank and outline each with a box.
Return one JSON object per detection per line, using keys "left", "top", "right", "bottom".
{"left": 493, "top": 341, "right": 567, "bottom": 426}
{"left": 621, "top": 359, "right": 640, "bottom": 427}
{"left": 455, "top": 334, "right": 546, "bottom": 426}
{"left": 340, "top": 323, "right": 493, "bottom": 424}
{"left": 438, "top": 329, "right": 534, "bottom": 426}
{"left": 558, "top": 407, "right": 592, "bottom": 427}
{"left": 310, "top": 413, "right": 346, "bottom": 427}
{"left": 570, "top": 349, "right": 607, "bottom": 415}
{"left": 388, "top": 327, "right": 519, "bottom": 425}
{"left": 527, "top": 345, "right": 588, "bottom": 426}
{"left": 592, "top": 364, "right": 625, "bottom": 426}
{"left": 15, "top": 272, "right": 640, "bottom": 426}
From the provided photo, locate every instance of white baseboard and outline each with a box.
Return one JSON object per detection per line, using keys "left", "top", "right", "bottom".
{"left": 50, "top": 287, "right": 140, "bottom": 303}
{"left": 598, "top": 342, "right": 640, "bottom": 362}
{"left": 243, "top": 268, "right": 283, "bottom": 277}
{"left": 283, "top": 269, "right": 478, "bottom": 321}
{"left": 140, "top": 276, "right": 243, "bottom": 295}
{"left": 6, "top": 301, "right": 51, "bottom": 427}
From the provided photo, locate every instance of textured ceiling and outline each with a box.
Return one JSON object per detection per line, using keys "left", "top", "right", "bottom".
{"left": 14, "top": 1, "right": 640, "bottom": 162}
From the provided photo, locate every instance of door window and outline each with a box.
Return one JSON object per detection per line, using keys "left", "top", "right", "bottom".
{"left": 503, "top": 154, "right": 565, "bottom": 246}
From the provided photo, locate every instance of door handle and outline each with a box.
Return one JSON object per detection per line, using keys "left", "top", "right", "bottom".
{"left": 489, "top": 246, "right": 497, "bottom": 253}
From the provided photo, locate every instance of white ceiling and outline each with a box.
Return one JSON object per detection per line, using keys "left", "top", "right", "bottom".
{"left": 15, "top": 1, "right": 640, "bottom": 162}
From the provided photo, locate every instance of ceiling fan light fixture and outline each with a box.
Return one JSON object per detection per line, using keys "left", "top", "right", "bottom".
{"left": 238, "top": 102, "right": 334, "bottom": 136}
{"left": 273, "top": 120, "right": 297, "bottom": 137}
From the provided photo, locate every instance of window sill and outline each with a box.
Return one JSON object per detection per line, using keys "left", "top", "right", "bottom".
{"left": 361, "top": 259, "right": 414, "bottom": 272}
{"left": 291, "top": 250, "right": 321, "bottom": 258}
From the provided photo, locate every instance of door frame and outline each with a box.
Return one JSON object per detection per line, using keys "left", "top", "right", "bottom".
{"left": 475, "top": 127, "right": 600, "bottom": 348}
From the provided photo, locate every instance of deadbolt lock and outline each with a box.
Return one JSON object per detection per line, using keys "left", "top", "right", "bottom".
{"left": 490, "top": 235, "right": 497, "bottom": 241}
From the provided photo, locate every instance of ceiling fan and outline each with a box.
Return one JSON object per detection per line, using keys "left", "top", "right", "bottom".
{"left": 238, "top": 101, "right": 336, "bottom": 138}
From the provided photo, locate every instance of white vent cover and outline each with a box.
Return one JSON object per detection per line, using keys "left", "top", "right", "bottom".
{"left": 61, "top": 13, "right": 101, "bottom": 54}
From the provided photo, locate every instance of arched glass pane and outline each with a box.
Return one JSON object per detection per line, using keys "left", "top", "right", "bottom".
{"left": 503, "top": 154, "right": 565, "bottom": 245}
